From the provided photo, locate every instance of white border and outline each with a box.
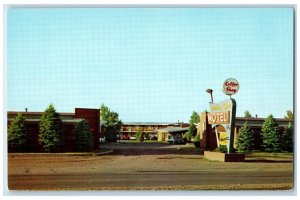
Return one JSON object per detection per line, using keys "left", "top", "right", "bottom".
{"left": 1, "top": 0, "right": 299, "bottom": 199}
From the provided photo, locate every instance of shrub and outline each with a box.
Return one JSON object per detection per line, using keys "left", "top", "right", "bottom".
{"left": 215, "top": 145, "right": 227, "bottom": 153}
{"left": 8, "top": 113, "right": 28, "bottom": 152}
{"left": 74, "top": 120, "right": 94, "bottom": 151}
{"left": 182, "top": 132, "right": 192, "bottom": 141}
{"left": 135, "top": 128, "right": 144, "bottom": 142}
{"left": 193, "top": 134, "right": 200, "bottom": 148}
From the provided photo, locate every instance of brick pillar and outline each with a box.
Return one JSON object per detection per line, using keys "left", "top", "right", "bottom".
{"left": 75, "top": 108, "right": 100, "bottom": 149}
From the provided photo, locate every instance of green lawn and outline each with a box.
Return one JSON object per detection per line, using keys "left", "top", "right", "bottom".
{"left": 246, "top": 151, "right": 293, "bottom": 159}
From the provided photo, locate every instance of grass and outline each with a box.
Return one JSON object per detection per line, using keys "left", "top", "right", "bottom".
{"left": 245, "top": 151, "right": 293, "bottom": 158}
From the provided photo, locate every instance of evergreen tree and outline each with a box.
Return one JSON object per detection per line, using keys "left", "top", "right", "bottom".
{"left": 74, "top": 120, "right": 94, "bottom": 151}
{"left": 39, "top": 104, "right": 63, "bottom": 152}
{"left": 261, "top": 114, "right": 281, "bottom": 152}
{"left": 100, "top": 104, "right": 122, "bottom": 142}
{"left": 282, "top": 123, "right": 293, "bottom": 152}
{"left": 187, "top": 111, "right": 200, "bottom": 139}
{"left": 236, "top": 122, "right": 254, "bottom": 152}
{"left": 8, "top": 113, "right": 28, "bottom": 152}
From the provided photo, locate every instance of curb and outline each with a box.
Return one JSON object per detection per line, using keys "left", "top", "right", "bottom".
{"left": 95, "top": 149, "right": 114, "bottom": 156}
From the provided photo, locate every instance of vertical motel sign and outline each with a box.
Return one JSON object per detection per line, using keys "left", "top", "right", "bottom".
{"left": 207, "top": 78, "right": 239, "bottom": 153}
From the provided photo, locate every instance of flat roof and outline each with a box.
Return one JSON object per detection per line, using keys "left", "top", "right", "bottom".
{"left": 7, "top": 111, "right": 74, "bottom": 116}
{"left": 236, "top": 117, "right": 292, "bottom": 122}
{"left": 159, "top": 127, "right": 189, "bottom": 133}
{"left": 8, "top": 118, "right": 83, "bottom": 123}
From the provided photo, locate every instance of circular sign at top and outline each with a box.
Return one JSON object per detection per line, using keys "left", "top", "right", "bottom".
{"left": 223, "top": 78, "right": 239, "bottom": 96}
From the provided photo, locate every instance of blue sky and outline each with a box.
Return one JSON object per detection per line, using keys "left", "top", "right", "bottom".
{"left": 7, "top": 8, "right": 294, "bottom": 122}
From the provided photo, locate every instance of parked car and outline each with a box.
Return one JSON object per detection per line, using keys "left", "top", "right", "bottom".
{"left": 150, "top": 136, "right": 158, "bottom": 140}
{"left": 167, "top": 135, "right": 185, "bottom": 144}
{"left": 99, "top": 137, "right": 106, "bottom": 143}
{"left": 129, "top": 136, "right": 136, "bottom": 140}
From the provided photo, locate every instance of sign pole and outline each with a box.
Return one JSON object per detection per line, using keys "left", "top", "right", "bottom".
{"left": 215, "top": 126, "right": 219, "bottom": 147}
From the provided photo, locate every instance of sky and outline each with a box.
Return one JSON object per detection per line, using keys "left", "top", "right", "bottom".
{"left": 6, "top": 7, "right": 294, "bottom": 122}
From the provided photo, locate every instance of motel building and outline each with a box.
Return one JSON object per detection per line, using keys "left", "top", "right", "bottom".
{"left": 7, "top": 108, "right": 101, "bottom": 152}
{"left": 196, "top": 112, "right": 293, "bottom": 151}
{"left": 118, "top": 122, "right": 189, "bottom": 141}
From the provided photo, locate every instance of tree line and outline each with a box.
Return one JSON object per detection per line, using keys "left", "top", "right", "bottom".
{"left": 236, "top": 110, "right": 293, "bottom": 153}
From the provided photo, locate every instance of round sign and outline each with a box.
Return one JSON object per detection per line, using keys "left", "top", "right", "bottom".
{"left": 223, "top": 78, "right": 239, "bottom": 96}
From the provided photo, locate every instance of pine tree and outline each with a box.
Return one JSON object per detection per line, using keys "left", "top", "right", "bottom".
{"left": 8, "top": 113, "right": 28, "bottom": 152}
{"left": 74, "top": 120, "right": 94, "bottom": 151}
{"left": 282, "top": 123, "right": 293, "bottom": 152}
{"left": 261, "top": 114, "right": 281, "bottom": 152}
{"left": 236, "top": 122, "right": 254, "bottom": 152}
{"left": 39, "top": 104, "right": 63, "bottom": 152}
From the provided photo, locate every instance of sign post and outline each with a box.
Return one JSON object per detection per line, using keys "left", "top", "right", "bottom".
{"left": 207, "top": 78, "right": 239, "bottom": 153}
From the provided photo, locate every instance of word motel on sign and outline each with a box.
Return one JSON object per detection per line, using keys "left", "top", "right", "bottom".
{"left": 207, "top": 111, "right": 230, "bottom": 124}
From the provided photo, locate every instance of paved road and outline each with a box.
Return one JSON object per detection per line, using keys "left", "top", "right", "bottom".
{"left": 9, "top": 170, "right": 292, "bottom": 190}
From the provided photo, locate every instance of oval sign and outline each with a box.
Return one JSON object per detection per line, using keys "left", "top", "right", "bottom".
{"left": 223, "top": 78, "right": 239, "bottom": 96}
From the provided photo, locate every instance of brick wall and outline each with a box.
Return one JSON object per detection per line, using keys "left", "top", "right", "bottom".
{"left": 75, "top": 108, "right": 100, "bottom": 149}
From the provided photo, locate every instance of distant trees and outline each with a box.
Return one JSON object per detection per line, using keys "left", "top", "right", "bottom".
{"left": 244, "top": 110, "right": 252, "bottom": 118}
{"left": 284, "top": 110, "right": 293, "bottom": 120}
{"left": 261, "top": 115, "right": 281, "bottom": 152}
{"left": 236, "top": 122, "right": 254, "bottom": 152}
{"left": 100, "top": 104, "right": 122, "bottom": 142}
{"left": 282, "top": 123, "right": 293, "bottom": 152}
{"left": 187, "top": 111, "right": 200, "bottom": 140}
{"left": 8, "top": 113, "right": 28, "bottom": 152}
{"left": 39, "top": 104, "right": 63, "bottom": 152}
{"left": 74, "top": 120, "right": 94, "bottom": 151}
